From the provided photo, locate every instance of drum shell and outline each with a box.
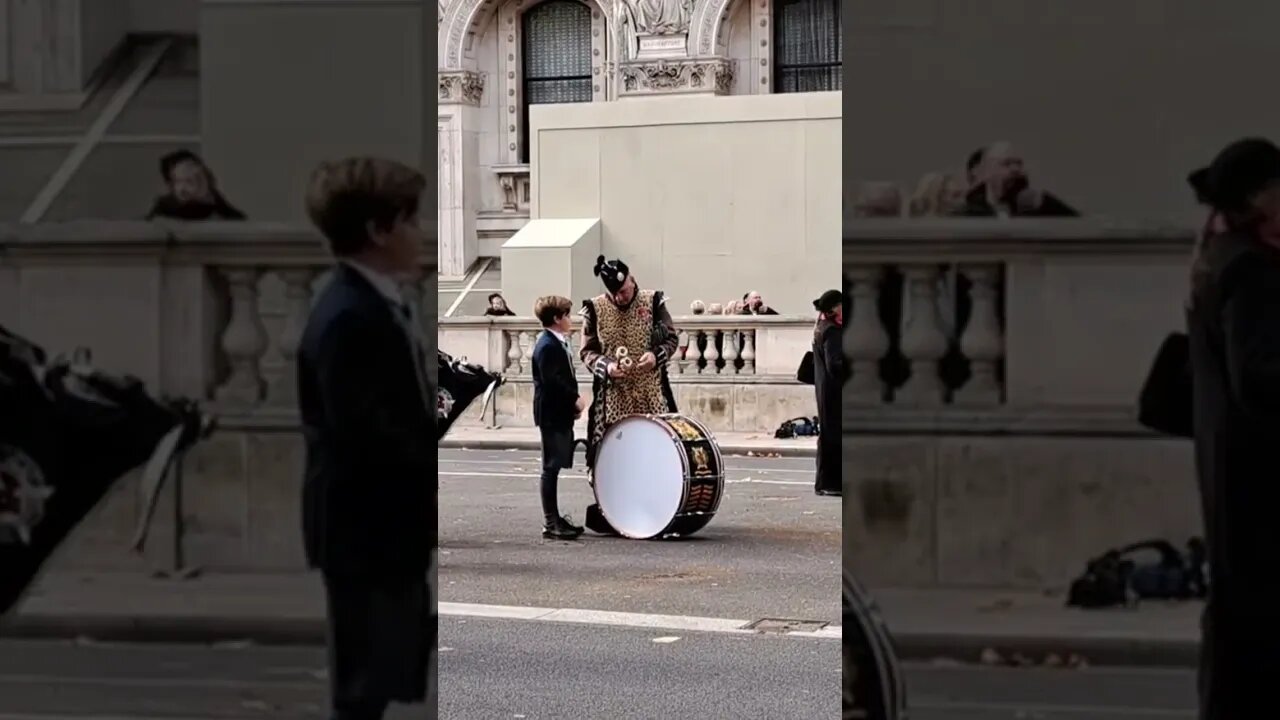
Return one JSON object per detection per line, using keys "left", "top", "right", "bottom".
{"left": 593, "top": 413, "right": 725, "bottom": 539}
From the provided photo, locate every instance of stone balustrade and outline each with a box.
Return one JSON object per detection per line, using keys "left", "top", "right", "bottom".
{"left": 439, "top": 314, "right": 812, "bottom": 379}
{"left": 843, "top": 218, "right": 1202, "bottom": 590}
{"left": 0, "top": 221, "right": 436, "bottom": 575}
{"left": 843, "top": 217, "right": 1193, "bottom": 434}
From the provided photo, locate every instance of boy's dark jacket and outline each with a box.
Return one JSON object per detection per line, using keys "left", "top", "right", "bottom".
{"left": 532, "top": 330, "right": 579, "bottom": 430}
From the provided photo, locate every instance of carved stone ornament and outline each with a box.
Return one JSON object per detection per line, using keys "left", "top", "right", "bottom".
{"left": 618, "top": 58, "right": 734, "bottom": 96}
{"left": 439, "top": 70, "right": 485, "bottom": 106}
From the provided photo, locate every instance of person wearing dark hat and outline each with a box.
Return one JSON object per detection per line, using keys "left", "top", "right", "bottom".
{"left": 578, "top": 256, "right": 680, "bottom": 533}
{"left": 812, "top": 289, "right": 843, "bottom": 497}
{"left": 1187, "top": 137, "right": 1280, "bottom": 719}
{"left": 484, "top": 293, "right": 516, "bottom": 317}
{"left": 145, "top": 150, "right": 246, "bottom": 221}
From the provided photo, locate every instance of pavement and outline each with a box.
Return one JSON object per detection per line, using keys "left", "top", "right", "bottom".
{"left": 0, "top": 449, "right": 1204, "bottom": 670}
{"left": 438, "top": 425, "right": 818, "bottom": 456}
{"left": 0, "top": 639, "right": 1196, "bottom": 719}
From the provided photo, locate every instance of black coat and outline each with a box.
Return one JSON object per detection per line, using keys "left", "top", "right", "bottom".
{"left": 532, "top": 331, "right": 579, "bottom": 431}
{"left": 1188, "top": 231, "right": 1280, "bottom": 716}
{"left": 813, "top": 318, "right": 843, "bottom": 492}
{"left": 296, "top": 264, "right": 434, "bottom": 579}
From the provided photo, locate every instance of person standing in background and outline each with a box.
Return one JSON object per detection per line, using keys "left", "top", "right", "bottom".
{"left": 812, "top": 289, "right": 843, "bottom": 497}
{"left": 1187, "top": 138, "right": 1280, "bottom": 720}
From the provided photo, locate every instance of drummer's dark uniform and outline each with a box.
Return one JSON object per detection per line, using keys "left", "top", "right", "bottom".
{"left": 579, "top": 288, "right": 679, "bottom": 468}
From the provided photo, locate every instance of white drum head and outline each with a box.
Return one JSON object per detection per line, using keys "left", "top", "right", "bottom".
{"left": 595, "top": 416, "right": 685, "bottom": 539}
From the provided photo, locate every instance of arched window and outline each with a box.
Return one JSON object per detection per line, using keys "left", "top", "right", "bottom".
{"left": 773, "top": 0, "right": 841, "bottom": 93}
{"left": 522, "top": 0, "right": 594, "bottom": 162}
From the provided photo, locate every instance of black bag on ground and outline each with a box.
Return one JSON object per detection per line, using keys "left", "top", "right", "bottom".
{"left": 1066, "top": 538, "right": 1209, "bottom": 609}
{"left": 1137, "top": 332, "right": 1193, "bottom": 438}
{"left": 775, "top": 416, "right": 820, "bottom": 439}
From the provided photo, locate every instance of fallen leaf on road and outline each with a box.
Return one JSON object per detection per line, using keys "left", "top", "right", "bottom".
{"left": 979, "top": 647, "right": 1004, "bottom": 666}
{"left": 652, "top": 636, "right": 681, "bottom": 643}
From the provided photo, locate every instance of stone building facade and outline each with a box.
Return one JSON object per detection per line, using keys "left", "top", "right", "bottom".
{"left": 437, "top": 0, "right": 841, "bottom": 276}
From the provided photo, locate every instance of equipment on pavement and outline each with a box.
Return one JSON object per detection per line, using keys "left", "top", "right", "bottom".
{"left": 590, "top": 413, "right": 724, "bottom": 539}
{"left": 436, "top": 350, "right": 503, "bottom": 443}
{"left": 0, "top": 326, "right": 214, "bottom": 616}
{"left": 844, "top": 569, "right": 909, "bottom": 720}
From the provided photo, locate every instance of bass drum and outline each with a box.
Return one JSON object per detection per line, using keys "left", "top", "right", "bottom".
{"left": 593, "top": 414, "right": 725, "bottom": 539}
{"left": 844, "top": 569, "right": 909, "bottom": 720}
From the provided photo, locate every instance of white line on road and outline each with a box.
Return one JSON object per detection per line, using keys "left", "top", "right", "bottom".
{"left": 440, "top": 602, "right": 841, "bottom": 640}
{"left": 438, "top": 471, "right": 810, "bottom": 486}
{"left": 912, "top": 700, "right": 1194, "bottom": 718}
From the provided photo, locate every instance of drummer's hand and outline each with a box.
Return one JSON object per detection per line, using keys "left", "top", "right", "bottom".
{"left": 607, "top": 362, "right": 627, "bottom": 379}
{"left": 636, "top": 352, "right": 657, "bottom": 371}
{"left": 574, "top": 397, "right": 586, "bottom": 416}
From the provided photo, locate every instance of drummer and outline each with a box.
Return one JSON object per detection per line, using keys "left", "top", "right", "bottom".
{"left": 579, "top": 256, "right": 679, "bottom": 529}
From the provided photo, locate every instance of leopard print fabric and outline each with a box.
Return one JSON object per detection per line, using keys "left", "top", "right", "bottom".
{"left": 588, "top": 290, "right": 669, "bottom": 449}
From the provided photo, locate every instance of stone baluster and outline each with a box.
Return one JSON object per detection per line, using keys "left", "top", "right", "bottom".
{"left": 955, "top": 263, "right": 1005, "bottom": 405}
{"left": 845, "top": 265, "right": 889, "bottom": 403}
{"left": 506, "top": 330, "right": 522, "bottom": 374}
{"left": 518, "top": 330, "right": 535, "bottom": 375}
{"left": 215, "top": 267, "right": 268, "bottom": 405}
{"left": 897, "top": 265, "right": 949, "bottom": 405}
{"left": 721, "top": 328, "right": 740, "bottom": 374}
{"left": 675, "top": 329, "right": 690, "bottom": 374}
{"left": 686, "top": 332, "right": 704, "bottom": 374}
{"left": 268, "top": 268, "right": 318, "bottom": 406}
{"left": 740, "top": 330, "right": 756, "bottom": 375}
{"left": 702, "top": 330, "right": 720, "bottom": 374}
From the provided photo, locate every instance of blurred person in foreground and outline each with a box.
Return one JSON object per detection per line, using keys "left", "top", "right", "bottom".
{"left": 1187, "top": 138, "right": 1280, "bottom": 719}
{"left": 812, "top": 289, "right": 843, "bottom": 497}
{"left": 145, "top": 150, "right": 246, "bottom": 221}
{"left": 296, "top": 157, "right": 433, "bottom": 720}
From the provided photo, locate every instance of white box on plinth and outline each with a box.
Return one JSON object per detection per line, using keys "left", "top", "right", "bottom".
{"left": 500, "top": 218, "right": 602, "bottom": 317}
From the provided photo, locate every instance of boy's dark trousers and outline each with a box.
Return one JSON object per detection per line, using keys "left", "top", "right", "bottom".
{"left": 540, "top": 424, "right": 574, "bottom": 522}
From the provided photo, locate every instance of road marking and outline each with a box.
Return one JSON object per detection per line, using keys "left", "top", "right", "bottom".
{"left": 440, "top": 601, "right": 840, "bottom": 640}
{"left": 20, "top": 40, "right": 172, "bottom": 223}
{"left": 912, "top": 700, "right": 1193, "bottom": 718}
{"left": 438, "top": 470, "right": 810, "bottom": 486}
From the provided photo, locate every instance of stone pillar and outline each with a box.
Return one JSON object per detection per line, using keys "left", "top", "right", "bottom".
{"left": 1, "top": 0, "right": 130, "bottom": 111}
{"left": 199, "top": 0, "right": 430, "bottom": 222}
{"left": 437, "top": 70, "right": 482, "bottom": 278}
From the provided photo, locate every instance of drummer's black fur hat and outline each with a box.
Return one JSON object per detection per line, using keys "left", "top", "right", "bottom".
{"left": 593, "top": 255, "right": 630, "bottom": 294}
{"left": 1191, "top": 137, "right": 1280, "bottom": 214}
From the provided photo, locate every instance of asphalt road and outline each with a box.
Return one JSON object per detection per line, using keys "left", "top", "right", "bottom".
{"left": 0, "top": 640, "right": 1196, "bottom": 720}
{"left": 439, "top": 448, "right": 840, "bottom": 624}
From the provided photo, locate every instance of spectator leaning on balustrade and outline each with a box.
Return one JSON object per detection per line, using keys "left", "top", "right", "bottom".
{"left": 145, "top": 150, "right": 246, "bottom": 221}
{"left": 740, "top": 290, "right": 779, "bottom": 315}
{"left": 956, "top": 141, "right": 1078, "bottom": 218}
{"left": 484, "top": 293, "right": 517, "bottom": 317}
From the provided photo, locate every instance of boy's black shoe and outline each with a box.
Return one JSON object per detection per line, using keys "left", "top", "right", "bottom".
{"left": 542, "top": 514, "right": 584, "bottom": 540}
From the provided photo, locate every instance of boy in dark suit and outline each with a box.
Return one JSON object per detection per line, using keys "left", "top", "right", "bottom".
{"left": 296, "top": 157, "right": 433, "bottom": 720}
{"left": 531, "top": 295, "right": 585, "bottom": 539}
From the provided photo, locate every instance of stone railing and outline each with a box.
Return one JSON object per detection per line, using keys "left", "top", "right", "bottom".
{"left": 0, "top": 221, "right": 436, "bottom": 573}
{"left": 438, "top": 314, "right": 814, "bottom": 379}
{"left": 842, "top": 218, "right": 1194, "bottom": 435}
{"left": 1, "top": 221, "right": 437, "bottom": 414}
